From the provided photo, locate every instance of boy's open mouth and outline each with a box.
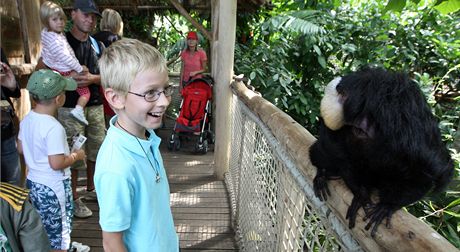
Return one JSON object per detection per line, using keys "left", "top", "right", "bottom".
{"left": 149, "top": 112, "right": 162, "bottom": 118}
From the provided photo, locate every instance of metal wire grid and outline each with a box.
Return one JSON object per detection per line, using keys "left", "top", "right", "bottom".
{"left": 225, "top": 96, "right": 362, "bottom": 252}
{"left": 165, "top": 77, "right": 182, "bottom": 121}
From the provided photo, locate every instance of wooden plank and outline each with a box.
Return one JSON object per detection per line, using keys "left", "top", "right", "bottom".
{"left": 180, "top": 235, "right": 236, "bottom": 250}
{"left": 173, "top": 213, "right": 231, "bottom": 220}
{"left": 70, "top": 122, "right": 236, "bottom": 250}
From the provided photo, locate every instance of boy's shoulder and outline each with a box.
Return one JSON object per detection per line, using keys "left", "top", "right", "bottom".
{"left": 0, "top": 182, "right": 29, "bottom": 212}
{"left": 21, "top": 111, "right": 62, "bottom": 130}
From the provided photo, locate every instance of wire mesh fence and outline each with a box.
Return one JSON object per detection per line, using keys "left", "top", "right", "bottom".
{"left": 226, "top": 94, "right": 362, "bottom": 252}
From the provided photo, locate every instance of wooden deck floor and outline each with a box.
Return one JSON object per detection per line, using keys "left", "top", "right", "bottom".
{"left": 71, "top": 127, "right": 237, "bottom": 251}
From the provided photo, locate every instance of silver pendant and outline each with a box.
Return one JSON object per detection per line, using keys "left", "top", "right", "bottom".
{"left": 155, "top": 175, "right": 160, "bottom": 183}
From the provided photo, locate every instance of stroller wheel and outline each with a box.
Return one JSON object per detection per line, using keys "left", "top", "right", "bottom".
{"left": 174, "top": 138, "right": 181, "bottom": 151}
{"left": 207, "top": 131, "right": 215, "bottom": 144}
{"left": 168, "top": 134, "right": 180, "bottom": 151}
{"left": 195, "top": 139, "right": 209, "bottom": 154}
{"left": 167, "top": 138, "right": 174, "bottom": 151}
{"left": 203, "top": 139, "right": 209, "bottom": 153}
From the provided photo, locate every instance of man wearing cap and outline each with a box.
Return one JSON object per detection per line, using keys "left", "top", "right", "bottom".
{"left": 17, "top": 69, "right": 86, "bottom": 252}
{"left": 57, "top": 0, "right": 106, "bottom": 219}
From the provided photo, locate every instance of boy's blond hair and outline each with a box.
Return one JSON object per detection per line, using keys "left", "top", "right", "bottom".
{"left": 99, "top": 38, "right": 168, "bottom": 93}
{"left": 40, "top": 1, "right": 66, "bottom": 29}
{"left": 100, "top": 9, "right": 124, "bottom": 36}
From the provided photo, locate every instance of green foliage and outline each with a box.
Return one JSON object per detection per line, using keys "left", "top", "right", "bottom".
{"left": 234, "top": 0, "right": 460, "bottom": 247}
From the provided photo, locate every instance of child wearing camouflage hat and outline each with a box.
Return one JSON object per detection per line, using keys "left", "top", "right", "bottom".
{"left": 17, "top": 69, "right": 86, "bottom": 251}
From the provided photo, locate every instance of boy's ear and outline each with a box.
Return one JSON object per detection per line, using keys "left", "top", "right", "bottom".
{"left": 104, "top": 88, "right": 125, "bottom": 110}
{"left": 55, "top": 93, "right": 65, "bottom": 104}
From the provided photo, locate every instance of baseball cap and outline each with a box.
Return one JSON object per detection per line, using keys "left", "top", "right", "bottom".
{"left": 187, "top": 31, "right": 198, "bottom": 40}
{"left": 27, "top": 70, "right": 77, "bottom": 100}
{"left": 73, "top": 0, "right": 101, "bottom": 17}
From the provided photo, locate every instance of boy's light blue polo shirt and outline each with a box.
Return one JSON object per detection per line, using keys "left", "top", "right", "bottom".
{"left": 95, "top": 116, "right": 179, "bottom": 251}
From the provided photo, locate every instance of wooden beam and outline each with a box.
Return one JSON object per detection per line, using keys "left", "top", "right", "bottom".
{"left": 130, "top": 0, "right": 139, "bottom": 15}
{"left": 168, "top": 0, "right": 213, "bottom": 42}
{"left": 213, "top": 0, "right": 237, "bottom": 179}
{"left": 16, "top": 0, "right": 30, "bottom": 63}
{"left": 62, "top": 5, "right": 210, "bottom": 11}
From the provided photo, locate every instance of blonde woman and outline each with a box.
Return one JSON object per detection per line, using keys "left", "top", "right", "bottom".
{"left": 179, "top": 31, "right": 207, "bottom": 92}
{"left": 93, "top": 8, "right": 123, "bottom": 47}
{"left": 94, "top": 8, "right": 124, "bottom": 124}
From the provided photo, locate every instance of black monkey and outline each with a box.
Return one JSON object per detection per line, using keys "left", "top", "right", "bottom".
{"left": 309, "top": 68, "right": 453, "bottom": 237}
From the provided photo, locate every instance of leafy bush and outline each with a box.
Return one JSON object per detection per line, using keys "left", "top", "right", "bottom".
{"left": 234, "top": 0, "right": 459, "bottom": 247}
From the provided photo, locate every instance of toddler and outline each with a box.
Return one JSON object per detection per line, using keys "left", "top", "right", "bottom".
{"left": 40, "top": 1, "right": 89, "bottom": 125}
{"left": 18, "top": 69, "right": 86, "bottom": 251}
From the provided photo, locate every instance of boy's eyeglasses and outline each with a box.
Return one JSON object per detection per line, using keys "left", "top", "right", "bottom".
{"left": 128, "top": 86, "right": 173, "bottom": 102}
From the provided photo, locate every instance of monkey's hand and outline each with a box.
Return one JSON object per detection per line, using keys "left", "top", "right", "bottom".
{"left": 346, "top": 187, "right": 372, "bottom": 229}
{"left": 364, "top": 203, "right": 396, "bottom": 237}
{"left": 346, "top": 196, "right": 362, "bottom": 229}
{"left": 313, "top": 174, "right": 330, "bottom": 201}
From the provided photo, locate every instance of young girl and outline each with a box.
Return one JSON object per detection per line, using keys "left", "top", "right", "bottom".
{"left": 40, "top": 1, "right": 89, "bottom": 125}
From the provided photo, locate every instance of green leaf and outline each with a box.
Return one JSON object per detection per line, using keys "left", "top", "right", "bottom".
{"left": 446, "top": 224, "right": 460, "bottom": 246}
{"left": 299, "top": 95, "right": 308, "bottom": 105}
{"left": 333, "top": 0, "right": 341, "bottom": 7}
{"left": 434, "top": 0, "right": 460, "bottom": 14}
{"left": 250, "top": 72, "right": 256, "bottom": 80}
{"left": 317, "top": 56, "right": 327, "bottom": 69}
{"left": 313, "top": 45, "right": 322, "bottom": 56}
{"left": 384, "top": 0, "right": 406, "bottom": 13}
{"left": 444, "top": 210, "right": 460, "bottom": 218}
{"left": 445, "top": 197, "right": 460, "bottom": 208}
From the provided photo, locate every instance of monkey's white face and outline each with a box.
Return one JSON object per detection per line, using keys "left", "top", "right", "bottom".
{"left": 320, "top": 77, "right": 344, "bottom": 130}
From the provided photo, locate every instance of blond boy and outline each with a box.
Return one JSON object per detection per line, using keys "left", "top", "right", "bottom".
{"left": 95, "top": 38, "right": 178, "bottom": 251}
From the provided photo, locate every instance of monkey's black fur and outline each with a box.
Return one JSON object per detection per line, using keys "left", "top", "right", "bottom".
{"left": 309, "top": 68, "right": 453, "bottom": 237}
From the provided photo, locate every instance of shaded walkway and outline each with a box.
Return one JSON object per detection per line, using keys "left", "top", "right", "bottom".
{"left": 71, "top": 124, "right": 237, "bottom": 251}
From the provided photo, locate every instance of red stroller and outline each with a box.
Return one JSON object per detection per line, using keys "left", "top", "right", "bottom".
{"left": 167, "top": 76, "right": 214, "bottom": 154}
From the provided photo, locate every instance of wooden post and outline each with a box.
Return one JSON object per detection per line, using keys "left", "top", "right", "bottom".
{"left": 210, "top": 0, "right": 219, "bottom": 76}
{"left": 213, "top": 0, "right": 237, "bottom": 179}
{"left": 16, "top": 0, "right": 31, "bottom": 63}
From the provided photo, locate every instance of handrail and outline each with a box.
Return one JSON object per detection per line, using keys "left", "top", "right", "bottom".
{"left": 228, "top": 80, "right": 458, "bottom": 251}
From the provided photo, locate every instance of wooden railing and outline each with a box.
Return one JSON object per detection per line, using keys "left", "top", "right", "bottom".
{"left": 225, "top": 80, "right": 458, "bottom": 251}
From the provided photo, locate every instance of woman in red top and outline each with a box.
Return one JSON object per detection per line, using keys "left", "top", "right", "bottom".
{"left": 180, "top": 31, "right": 207, "bottom": 92}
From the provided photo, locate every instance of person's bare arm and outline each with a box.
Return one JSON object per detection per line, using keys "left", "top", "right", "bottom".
{"left": 72, "top": 72, "right": 101, "bottom": 87}
{"left": 48, "top": 149, "right": 85, "bottom": 170}
{"left": 17, "top": 139, "right": 23, "bottom": 155}
{"left": 102, "top": 231, "right": 127, "bottom": 252}
{"left": 190, "top": 59, "right": 207, "bottom": 77}
{"left": 34, "top": 57, "right": 49, "bottom": 71}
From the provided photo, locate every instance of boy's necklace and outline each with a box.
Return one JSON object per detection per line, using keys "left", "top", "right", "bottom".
{"left": 116, "top": 121, "right": 161, "bottom": 183}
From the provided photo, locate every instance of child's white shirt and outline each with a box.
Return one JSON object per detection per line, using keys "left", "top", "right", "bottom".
{"left": 18, "top": 110, "right": 71, "bottom": 186}
{"left": 41, "top": 28, "right": 83, "bottom": 73}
